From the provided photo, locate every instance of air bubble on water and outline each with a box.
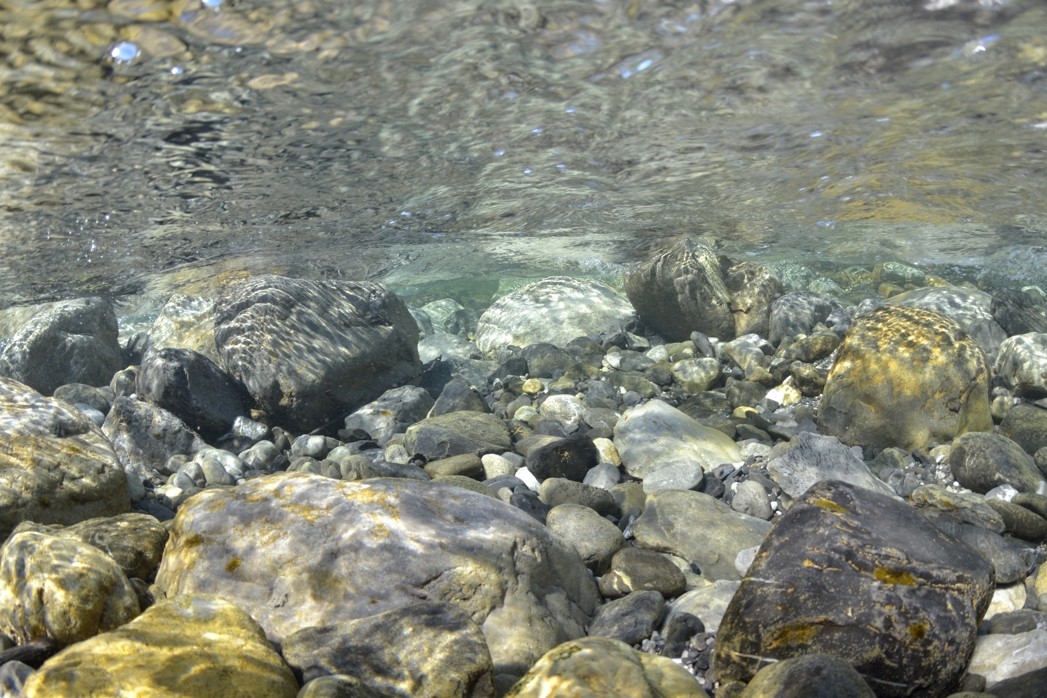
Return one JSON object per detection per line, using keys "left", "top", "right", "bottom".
{"left": 109, "top": 41, "right": 140, "bottom": 64}
{"left": 523, "top": 167, "right": 533, "bottom": 175}
{"left": 493, "top": 148, "right": 506, "bottom": 157}
{"left": 202, "top": 0, "right": 225, "bottom": 8}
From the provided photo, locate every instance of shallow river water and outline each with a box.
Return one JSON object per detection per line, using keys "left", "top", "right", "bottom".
{"left": 1, "top": 0, "right": 1046, "bottom": 311}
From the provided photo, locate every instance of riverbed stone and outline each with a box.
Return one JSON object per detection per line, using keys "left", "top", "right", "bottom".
{"left": 995, "top": 334, "right": 1047, "bottom": 398}
{"left": 738, "top": 653, "right": 876, "bottom": 698}
{"left": 613, "top": 399, "right": 741, "bottom": 479}
{"left": 21, "top": 594, "right": 297, "bottom": 698}
{"left": 598, "top": 546, "right": 688, "bottom": 599}
{"left": 526, "top": 433, "right": 598, "bottom": 482}
{"left": 0, "top": 377, "right": 130, "bottom": 541}
{"left": 632, "top": 489, "right": 771, "bottom": 581}
{"left": 999, "top": 403, "right": 1047, "bottom": 456}
{"left": 714, "top": 479, "right": 995, "bottom": 697}
{"left": 137, "top": 347, "right": 252, "bottom": 441}
{"left": 340, "top": 385, "right": 435, "bottom": 446}
{"left": 213, "top": 275, "right": 421, "bottom": 432}
{"left": 624, "top": 238, "right": 734, "bottom": 341}
{"left": 818, "top": 305, "right": 992, "bottom": 452}
{"left": 909, "top": 484, "right": 1006, "bottom": 534}
{"left": 967, "top": 629, "right": 1047, "bottom": 689}
{"left": 723, "top": 259, "right": 784, "bottom": 339}
{"left": 586, "top": 590, "right": 665, "bottom": 646}
{"left": 891, "top": 285, "right": 1007, "bottom": 359}
{"left": 950, "top": 432, "right": 1047, "bottom": 495}
{"left": 404, "top": 411, "right": 512, "bottom": 460}
{"left": 505, "top": 636, "right": 707, "bottom": 698}
{"left": 144, "top": 293, "right": 220, "bottom": 362}
{"left": 768, "top": 291, "right": 843, "bottom": 346}
{"left": 0, "top": 529, "right": 140, "bottom": 647}
{"left": 281, "top": 601, "right": 494, "bottom": 697}
{"left": 545, "top": 503, "right": 624, "bottom": 573}
{"left": 102, "top": 396, "right": 206, "bottom": 484}
{"left": 474, "top": 277, "right": 635, "bottom": 357}
{"left": 766, "top": 431, "right": 897, "bottom": 501}
{"left": 664, "top": 580, "right": 739, "bottom": 634}
{"left": 154, "top": 473, "right": 599, "bottom": 679}
{"left": 0, "top": 298, "right": 123, "bottom": 396}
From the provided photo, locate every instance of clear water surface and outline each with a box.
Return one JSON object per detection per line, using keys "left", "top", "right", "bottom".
{"left": 1, "top": 0, "right": 1046, "bottom": 313}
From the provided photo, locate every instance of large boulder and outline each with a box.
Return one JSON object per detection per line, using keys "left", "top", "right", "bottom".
{"left": 21, "top": 594, "right": 297, "bottom": 698}
{"left": 137, "top": 347, "right": 253, "bottom": 441}
{"left": 625, "top": 239, "right": 734, "bottom": 341}
{"left": 0, "top": 298, "right": 123, "bottom": 395}
{"left": 714, "top": 480, "right": 995, "bottom": 697}
{"left": 213, "top": 275, "right": 420, "bottom": 432}
{"left": 890, "top": 285, "right": 1007, "bottom": 359}
{"left": 153, "top": 473, "right": 600, "bottom": 678}
{"left": 0, "top": 377, "right": 130, "bottom": 541}
{"left": 0, "top": 529, "right": 140, "bottom": 647}
{"left": 474, "top": 277, "right": 635, "bottom": 356}
{"left": 818, "top": 305, "right": 992, "bottom": 452}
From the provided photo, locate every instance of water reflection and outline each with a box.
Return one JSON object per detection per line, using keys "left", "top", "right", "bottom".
{"left": 0, "top": 0, "right": 1045, "bottom": 308}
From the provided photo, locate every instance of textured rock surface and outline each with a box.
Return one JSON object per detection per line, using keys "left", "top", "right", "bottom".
{"left": 0, "top": 298, "right": 122, "bottom": 396}
{"left": 154, "top": 473, "right": 599, "bottom": 678}
{"left": 0, "top": 530, "right": 140, "bottom": 647}
{"left": 214, "top": 275, "right": 420, "bottom": 432}
{"left": 282, "top": 602, "right": 494, "bottom": 697}
{"left": 632, "top": 489, "right": 771, "bottom": 581}
{"left": 21, "top": 594, "right": 297, "bottom": 698}
{"left": 102, "top": 396, "right": 206, "bottom": 481}
{"left": 819, "top": 305, "right": 992, "bottom": 452}
{"left": 722, "top": 259, "right": 784, "bottom": 339}
{"left": 766, "top": 431, "right": 898, "bottom": 501}
{"left": 890, "top": 285, "right": 1007, "bottom": 359}
{"left": 143, "top": 293, "right": 220, "bottom": 362}
{"left": 767, "top": 291, "right": 843, "bottom": 346}
{"left": 0, "top": 377, "right": 129, "bottom": 541}
{"left": 737, "top": 653, "right": 875, "bottom": 697}
{"left": 137, "top": 347, "right": 252, "bottom": 440}
{"left": 403, "top": 411, "right": 513, "bottom": 460}
{"left": 995, "top": 333, "right": 1047, "bottom": 398}
{"left": 714, "top": 480, "right": 995, "bottom": 697}
{"left": 624, "top": 238, "right": 734, "bottom": 341}
{"left": 950, "top": 431, "right": 1047, "bottom": 495}
{"left": 341, "top": 385, "right": 435, "bottom": 446}
{"left": 474, "top": 277, "right": 635, "bottom": 356}
{"left": 613, "top": 399, "right": 741, "bottom": 479}
{"left": 505, "top": 636, "right": 707, "bottom": 697}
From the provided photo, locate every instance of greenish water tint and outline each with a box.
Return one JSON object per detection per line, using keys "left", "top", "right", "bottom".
{"left": 1, "top": 0, "right": 1046, "bottom": 308}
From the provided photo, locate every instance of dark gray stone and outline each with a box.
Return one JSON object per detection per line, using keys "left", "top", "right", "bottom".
{"left": 950, "top": 432, "right": 1047, "bottom": 495}
{"left": 722, "top": 259, "right": 784, "bottom": 339}
{"left": 738, "top": 653, "right": 875, "bottom": 698}
{"left": 714, "top": 480, "right": 995, "bottom": 697}
{"left": 102, "top": 396, "right": 206, "bottom": 483}
{"left": 214, "top": 275, "right": 420, "bottom": 433}
{"left": 521, "top": 343, "right": 576, "bottom": 379}
{"left": 137, "top": 347, "right": 252, "bottom": 441}
{"left": 625, "top": 239, "right": 734, "bottom": 342}
{"left": 431, "top": 375, "right": 489, "bottom": 416}
{"left": 985, "top": 499, "right": 1047, "bottom": 542}
{"left": 587, "top": 590, "right": 665, "bottom": 646}
{"left": 922, "top": 510, "right": 1035, "bottom": 585}
{"left": 768, "top": 291, "right": 842, "bottom": 346}
{"left": 403, "top": 411, "right": 511, "bottom": 461}
{"left": 525, "top": 433, "right": 599, "bottom": 482}
{"left": 992, "top": 289, "right": 1047, "bottom": 336}
{"left": 340, "top": 385, "right": 435, "bottom": 447}
{"left": 0, "top": 298, "right": 122, "bottom": 396}
{"left": 999, "top": 403, "right": 1047, "bottom": 456}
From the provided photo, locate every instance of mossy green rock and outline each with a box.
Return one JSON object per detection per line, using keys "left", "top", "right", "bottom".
{"left": 714, "top": 480, "right": 994, "bottom": 697}
{"left": 154, "top": 473, "right": 599, "bottom": 678}
{"left": 22, "top": 594, "right": 297, "bottom": 698}
{"left": 819, "top": 305, "right": 992, "bottom": 452}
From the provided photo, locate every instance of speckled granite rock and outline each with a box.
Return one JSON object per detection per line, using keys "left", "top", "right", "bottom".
{"left": 214, "top": 275, "right": 421, "bottom": 432}
{"left": 474, "top": 277, "right": 635, "bottom": 356}
{"left": 0, "top": 529, "right": 140, "bottom": 647}
{"left": 505, "top": 636, "right": 707, "bottom": 697}
{"left": 819, "top": 305, "right": 992, "bottom": 452}
{"left": 154, "top": 473, "right": 599, "bottom": 679}
{"left": 715, "top": 480, "right": 994, "bottom": 697}
{"left": 0, "top": 298, "right": 122, "bottom": 396}
{"left": 21, "top": 594, "right": 297, "bottom": 698}
{"left": 0, "top": 377, "right": 129, "bottom": 541}
{"left": 101, "top": 396, "right": 206, "bottom": 483}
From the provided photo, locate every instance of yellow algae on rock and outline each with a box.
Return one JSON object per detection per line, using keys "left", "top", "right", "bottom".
{"left": 22, "top": 594, "right": 298, "bottom": 698}
{"left": 819, "top": 305, "right": 992, "bottom": 452}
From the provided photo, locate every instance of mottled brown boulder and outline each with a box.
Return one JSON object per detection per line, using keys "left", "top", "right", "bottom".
{"left": 819, "top": 305, "right": 992, "bottom": 452}
{"left": 723, "top": 259, "right": 784, "bottom": 338}
{"left": 214, "top": 275, "right": 420, "bottom": 432}
{"left": 714, "top": 480, "right": 995, "bottom": 697}
{"left": 0, "top": 377, "right": 130, "bottom": 541}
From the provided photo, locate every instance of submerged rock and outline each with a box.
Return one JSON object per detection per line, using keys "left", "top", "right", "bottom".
{"left": 214, "top": 275, "right": 421, "bottom": 432}
{"left": 714, "top": 480, "right": 995, "bottom": 697}
{"left": 153, "top": 473, "right": 599, "bottom": 679}
{"left": 819, "top": 305, "right": 992, "bottom": 452}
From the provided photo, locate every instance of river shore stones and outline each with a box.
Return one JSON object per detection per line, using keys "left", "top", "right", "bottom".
{"left": 21, "top": 594, "right": 297, "bottom": 698}
{"left": 0, "top": 298, "right": 123, "bottom": 396}
{"left": 213, "top": 275, "right": 421, "bottom": 432}
{"left": 474, "top": 277, "right": 635, "bottom": 356}
{"left": 714, "top": 480, "right": 995, "bottom": 697}
{"left": 0, "top": 377, "right": 129, "bottom": 541}
{"left": 153, "top": 473, "right": 599, "bottom": 678}
{"left": 819, "top": 305, "right": 992, "bottom": 452}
